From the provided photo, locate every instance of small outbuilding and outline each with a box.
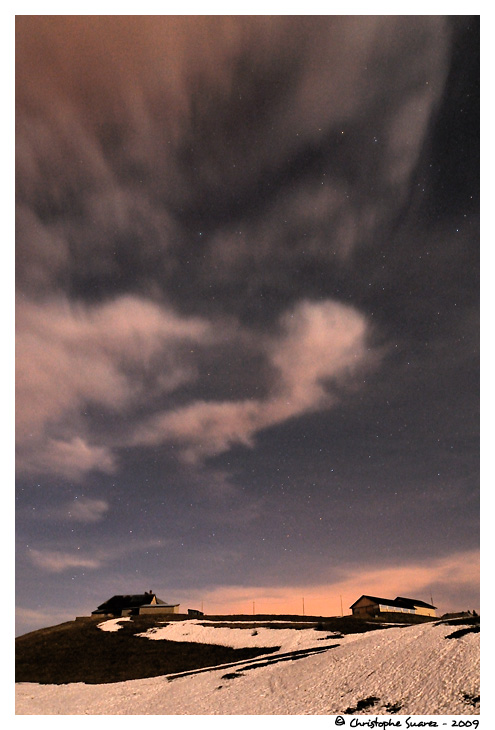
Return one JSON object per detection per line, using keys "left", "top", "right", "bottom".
{"left": 350, "top": 595, "right": 436, "bottom": 619}
{"left": 92, "top": 591, "right": 180, "bottom": 617}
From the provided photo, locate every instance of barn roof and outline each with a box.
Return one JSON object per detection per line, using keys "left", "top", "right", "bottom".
{"left": 395, "top": 596, "right": 436, "bottom": 609}
{"left": 349, "top": 594, "right": 436, "bottom": 610}
{"left": 349, "top": 595, "right": 390, "bottom": 609}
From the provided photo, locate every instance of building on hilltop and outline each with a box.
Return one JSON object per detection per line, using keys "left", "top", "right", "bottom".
{"left": 350, "top": 595, "right": 436, "bottom": 619}
{"left": 92, "top": 591, "right": 180, "bottom": 617}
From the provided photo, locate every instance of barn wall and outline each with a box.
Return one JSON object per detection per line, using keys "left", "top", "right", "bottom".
{"left": 414, "top": 606, "right": 436, "bottom": 617}
{"left": 351, "top": 597, "right": 378, "bottom": 617}
{"left": 139, "top": 605, "right": 180, "bottom": 615}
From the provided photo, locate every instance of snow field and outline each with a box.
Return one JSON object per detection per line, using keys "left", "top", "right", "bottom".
{"left": 16, "top": 619, "right": 479, "bottom": 716}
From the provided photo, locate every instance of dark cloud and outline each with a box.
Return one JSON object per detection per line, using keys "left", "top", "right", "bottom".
{"left": 16, "top": 16, "right": 451, "bottom": 307}
{"left": 15, "top": 16, "right": 479, "bottom": 635}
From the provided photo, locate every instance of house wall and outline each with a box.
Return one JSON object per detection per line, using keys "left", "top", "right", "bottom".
{"left": 351, "top": 597, "right": 379, "bottom": 617}
{"left": 414, "top": 605, "right": 436, "bottom": 617}
{"left": 370, "top": 611, "right": 436, "bottom": 624}
{"left": 352, "top": 606, "right": 377, "bottom": 617}
{"left": 378, "top": 603, "right": 415, "bottom": 614}
{"left": 139, "top": 605, "right": 180, "bottom": 615}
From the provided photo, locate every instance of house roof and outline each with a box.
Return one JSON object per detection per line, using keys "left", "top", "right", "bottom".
{"left": 395, "top": 596, "right": 436, "bottom": 609}
{"left": 349, "top": 594, "right": 436, "bottom": 610}
{"left": 93, "top": 593, "right": 178, "bottom": 613}
{"left": 349, "top": 595, "right": 391, "bottom": 609}
{"left": 159, "top": 598, "right": 180, "bottom": 606}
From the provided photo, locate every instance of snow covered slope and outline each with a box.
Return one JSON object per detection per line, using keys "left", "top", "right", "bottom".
{"left": 15, "top": 619, "right": 479, "bottom": 715}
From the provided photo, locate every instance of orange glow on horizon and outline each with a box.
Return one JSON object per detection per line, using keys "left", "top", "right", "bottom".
{"left": 178, "top": 550, "right": 480, "bottom": 617}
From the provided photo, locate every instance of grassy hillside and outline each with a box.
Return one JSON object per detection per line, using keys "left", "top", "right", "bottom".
{"left": 16, "top": 616, "right": 280, "bottom": 685}
{"left": 15, "top": 614, "right": 437, "bottom": 685}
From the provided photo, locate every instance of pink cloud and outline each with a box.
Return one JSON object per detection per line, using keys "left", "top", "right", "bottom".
{"left": 26, "top": 536, "right": 166, "bottom": 574}
{"left": 19, "top": 437, "right": 116, "bottom": 482}
{"left": 16, "top": 296, "right": 378, "bottom": 474}
{"left": 66, "top": 497, "right": 110, "bottom": 523}
{"left": 191, "top": 550, "right": 480, "bottom": 617}
{"left": 270, "top": 300, "right": 370, "bottom": 407}
{"left": 28, "top": 548, "right": 102, "bottom": 573}
{"left": 15, "top": 295, "right": 215, "bottom": 478}
{"left": 132, "top": 299, "right": 376, "bottom": 461}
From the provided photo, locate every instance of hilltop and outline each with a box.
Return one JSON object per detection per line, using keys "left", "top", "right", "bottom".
{"left": 15, "top": 613, "right": 391, "bottom": 684}
{"left": 16, "top": 614, "right": 479, "bottom": 715}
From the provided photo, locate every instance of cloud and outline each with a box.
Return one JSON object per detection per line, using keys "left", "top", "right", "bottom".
{"left": 28, "top": 548, "right": 102, "bottom": 573}
{"left": 15, "top": 295, "right": 216, "bottom": 478}
{"left": 16, "top": 295, "right": 212, "bottom": 436}
{"left": 193, "top": 549, "right": 480, "bottom": 617}
{"left": 270, "top": 300, "right": 370, "bottom": 407}
{"left": 18, "top": 437, "right": 116, "bottom": 482}
{"left": 24, "top": 496, "right": 111, "bottom": 523}
{"left": 131, "top": 299, "right": 376, "bottom": 461}
{"left": 332, "top": 550, "right": 480, "bottom": 609}
{"left": 26, "top": 534, "right": 166, "bottom": 574}
{"left": 16, "top": 290, "right": 376, "bottom": 476}
{"left": 15, "top": 17, "right": 451, "bottom": 300}
{"left": 66, "top": 497, "right": 110, "bottom": 523}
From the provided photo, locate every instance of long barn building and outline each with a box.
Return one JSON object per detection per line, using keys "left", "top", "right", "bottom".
{"left": 350, "top": 595, "right": 436, "bottom": 618}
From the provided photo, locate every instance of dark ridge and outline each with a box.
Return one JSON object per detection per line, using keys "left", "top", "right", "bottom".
{"left": 435, "top": 615, "right": 480, "bottom": 627}
{"left": 15, "top": 613, "right": 432, "bottom": 685}
{"left": 15, "top": 616, "right": 278, "bottom": 685}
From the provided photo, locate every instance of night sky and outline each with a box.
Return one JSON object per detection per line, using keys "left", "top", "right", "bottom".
{"left": 15, "top": 16, "right": 479, "bottom": 636}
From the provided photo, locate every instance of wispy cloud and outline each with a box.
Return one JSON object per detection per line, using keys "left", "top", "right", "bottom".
{"left": 16, "top": 295, "right": 213, "bottom": 439}
{"left": 16, "top": 295, "right": 377, "bottom": 476}
{"left": 15, "top": 295, "right": 217, "bottom": 479}
{"left": 66, "top": 497, "right": 110, "bottom": 523}
{"left": 28, "top": 548, "right": 102, "bottom": 573}
{"left": 24, "top": 496, "right": 111, "bottom": 524}
{"left": 194, "top": 550, "right": 480, "bottom": 617}
{"left": 15, "top": 17, "right": 450, "bottom": 298}
{"left": 15, "top": 16, "right": 451, "bottom": 480}
{"left": 26, "top": 536, "right": 169, "bottom": 575}
{"left": 19, "top": 437, "right": 116, "bottom": 482}
{"left": 131, "top": 299, "right": 377, "bottom": 462}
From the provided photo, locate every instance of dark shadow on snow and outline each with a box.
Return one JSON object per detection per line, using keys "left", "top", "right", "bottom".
{"left": 445, "top": 625, "right": 480, "bottom": 640}
{"left": 168, "top": 643, "right": 340, "bottom": 681}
